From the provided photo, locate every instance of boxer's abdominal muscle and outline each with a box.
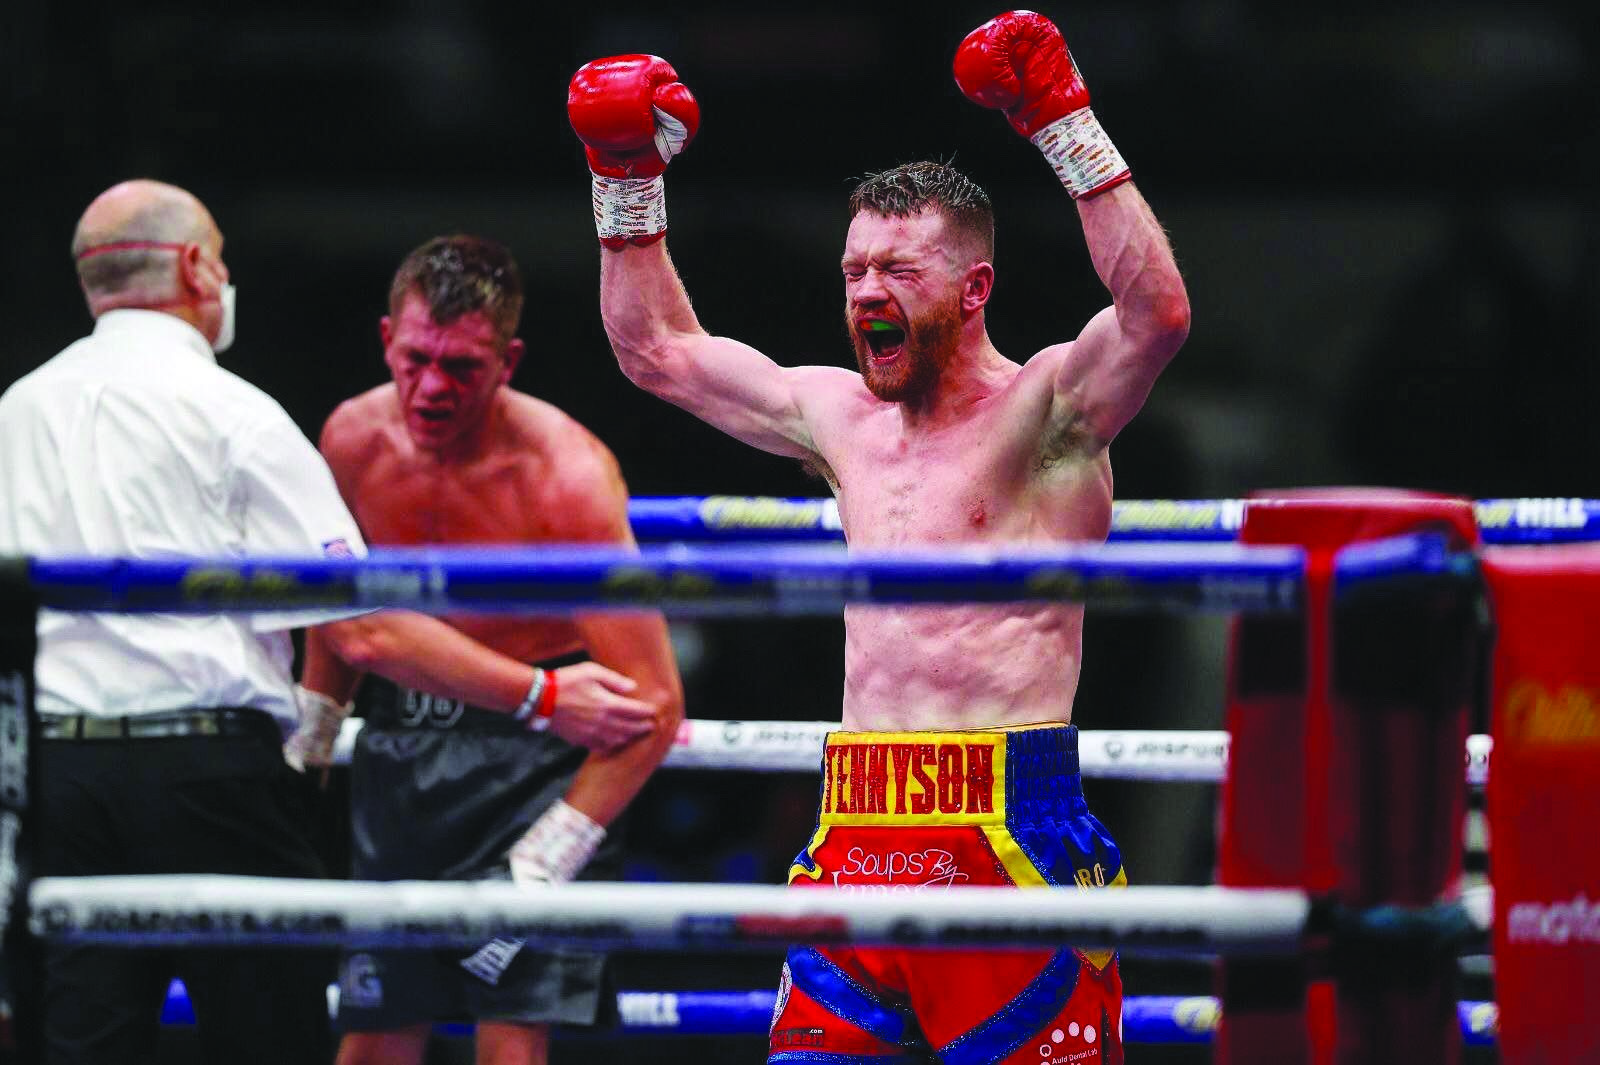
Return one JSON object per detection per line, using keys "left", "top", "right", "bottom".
{"left": 824, "top": 396, "right": 1109, "bottom": 733}
{"left": 841, "top": 601, "right": 1084, "bottom": 731}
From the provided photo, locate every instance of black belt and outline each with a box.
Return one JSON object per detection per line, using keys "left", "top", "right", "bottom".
{"left": 38, "top": 708, "right": 279, "bottom": 742}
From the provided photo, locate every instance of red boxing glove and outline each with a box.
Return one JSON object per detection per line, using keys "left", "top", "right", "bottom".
{"left": 568, "top": 54, "right": 699, "bottom": 179}
{"left": 569, "top": 55, "right": 700, "bottom": 247}
{"left": 954, "top": 11, "right": 1130, "bottom": 199}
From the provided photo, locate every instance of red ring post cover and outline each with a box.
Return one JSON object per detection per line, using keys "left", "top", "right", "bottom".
{"left": 1482, "top": 544, "right": 1600, "bottom": 1064}
{"left": 1217, "top": 488, "right": 1478, "bottom": 1065}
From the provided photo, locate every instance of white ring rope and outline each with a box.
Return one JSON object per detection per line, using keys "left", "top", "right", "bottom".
{"left": 29, "top": 876, "right": 1309, "bottom": 956}
{"left": 332, "top": 719, "right": 1494, "bottom": 786}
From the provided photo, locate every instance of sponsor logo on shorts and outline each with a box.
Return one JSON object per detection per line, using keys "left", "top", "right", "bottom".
{"left": 400, "top": 689, "right": 465, "bottom": 729}
{"left": 340, "top": 953, "right": 383, "bottom": 1010}
{"left": 829, "top": 846, "right": 970, "bottom": 894}
{"left": 1036, "top": 1019, "right": 1100, "bottom": 1062}
{"left": 821, "top": 740, "right": 996, "bottom": 818}
{"left": 772, "top": 1027, "right": 825, "bottom": 1048}
{"left": 459, "top": 936, "right": 524, "bottom": 985}
{"left": 1506, "top": 893, "right": 1600, "bottom": 946}
{"left": 770, "top": 962, "right": 793, "bottom": 1034}
{"left": 1072, "top": 862, "right": 1111, "bottom": 889}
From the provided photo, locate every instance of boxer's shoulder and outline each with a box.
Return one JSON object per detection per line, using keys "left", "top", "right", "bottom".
{"left": 1017, "top": 339, "right": 1076, "bottom": 384}
{"left": 498, "top": 390, "right": 613, "bottom": 467}
{"left": 497, "top": 391, "right": 627, "bottom": 522}
{"left": 792, "top": 362, "right": 864, "bottom": 399}
{"left": 319, "top": 384, "right": 402, "bottom": 472}
{"left": 793, "top": 363, "right": 889, "bottom": 437}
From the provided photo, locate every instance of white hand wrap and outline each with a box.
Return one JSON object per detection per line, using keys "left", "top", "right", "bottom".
{"left": 1030, "top": 107, "right": 1130, "bottom": 199}
{"left": 283, "top": 684, "right": 351, "bottom": 772}
{"left": 509, "top": 799, "right": 606, "bottom": 886}
{"left": 592, "top": 175, "right": 667, "bottom": 242}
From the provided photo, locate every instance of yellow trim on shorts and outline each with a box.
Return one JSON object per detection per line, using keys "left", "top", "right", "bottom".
{"left": 982, "top": 825, "right": 1050, "bottom": 887}
{"left": 788, "top": 824, "right": 831, "bottom": 884}
{"left": 1078, "top": 868, "right": 1129, "bottom": 971}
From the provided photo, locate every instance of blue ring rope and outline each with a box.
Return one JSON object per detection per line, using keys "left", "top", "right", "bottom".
{"left": 25, "top": 541, "right": 1307, "bottom": 616}
{"left": 624, "top": 496, "right": 1600, "bottom": 546}
{"left": 158, "top": 982, "right": 1497, "bottom": 1045}
{"left": 1331, "top": 532, "right": 1481, "bottom": 596}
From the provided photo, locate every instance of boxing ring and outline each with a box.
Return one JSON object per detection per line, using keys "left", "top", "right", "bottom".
{"left": 3, "top": 490, "right": 1596, "bottom": 1060}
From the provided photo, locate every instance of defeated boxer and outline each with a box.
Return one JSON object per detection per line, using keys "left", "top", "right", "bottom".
{"left": 298, "top": 236, "right": 684, "bottom": 1065}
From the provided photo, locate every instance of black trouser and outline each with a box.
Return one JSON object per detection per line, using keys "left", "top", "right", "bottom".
{"left": 37, "top": 711, "right": 333, "bottom": 1065}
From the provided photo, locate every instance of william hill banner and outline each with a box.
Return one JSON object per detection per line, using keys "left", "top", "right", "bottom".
{"left": 1483, "top": 545, "right": 1600, "bottom": 1063}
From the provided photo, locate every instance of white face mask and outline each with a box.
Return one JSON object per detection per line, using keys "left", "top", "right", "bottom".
{"left": 212, "top": 282, "right": 236, "bottom": 353}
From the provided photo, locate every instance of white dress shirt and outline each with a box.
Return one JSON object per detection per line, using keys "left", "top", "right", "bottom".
{"left": 0, "top": 310, "right": 367, "bottom": 725}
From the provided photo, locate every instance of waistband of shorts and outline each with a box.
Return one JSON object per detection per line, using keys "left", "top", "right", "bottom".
{"left": 817, "top": 724, "right": 1082, "bottom": 827}
{"left": 38, "top": 707, "right": 279, "bottom": 743}
{"left": 359, "top": 650, "right": 589, "bottom": 732}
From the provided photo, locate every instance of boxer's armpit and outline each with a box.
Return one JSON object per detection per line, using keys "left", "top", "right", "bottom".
{"left": 1038, "top": 408, "right": 1097, "bottom": 471}
{"left": 799, "top": 456, "right": 839, "bottom": 490}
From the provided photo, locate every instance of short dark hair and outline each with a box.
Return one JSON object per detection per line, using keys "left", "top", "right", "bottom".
{"left": 847, "top": 162, "right": 994, "bottom": 261}
{"left": 388, "top": 235, "right": 523, "bottom": 345}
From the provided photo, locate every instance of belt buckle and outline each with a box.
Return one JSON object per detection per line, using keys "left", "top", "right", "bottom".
{"left": 79, "top": 716, "right": 126, "bottom": 740}
{"left": 39, "top": 715, "right": 77, "bottom": 741}
{"left": 135, "top": 712, "right": 221, "bottom": 739}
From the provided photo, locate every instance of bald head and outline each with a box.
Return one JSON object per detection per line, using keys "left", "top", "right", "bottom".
{"left": 73, "top": 180, "right": 218, "bottom": 307}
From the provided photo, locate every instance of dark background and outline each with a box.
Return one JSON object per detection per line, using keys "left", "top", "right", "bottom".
{"left": 4, "top": 1, "right": 1593, "bottom": 1060}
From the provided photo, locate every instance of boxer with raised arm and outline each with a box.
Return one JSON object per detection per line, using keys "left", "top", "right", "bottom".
{"left": 570, "top": 12, "right": 1187, "bottom": 1063}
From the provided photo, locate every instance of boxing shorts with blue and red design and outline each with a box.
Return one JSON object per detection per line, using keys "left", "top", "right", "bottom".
{"left": 769, "top": 724, "right": 1125, "bottom": 1065}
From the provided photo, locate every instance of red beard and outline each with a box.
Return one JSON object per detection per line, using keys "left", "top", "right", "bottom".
{"left": 849, "top": 298, "right": 963, "bottom": 403}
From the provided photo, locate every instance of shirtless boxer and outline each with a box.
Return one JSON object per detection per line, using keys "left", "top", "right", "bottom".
{"left": 294, "top": 235, "right": 684, "bottom": 1065}
{"left": 568, "top": 11, "right": 1188, "bottom": 1064}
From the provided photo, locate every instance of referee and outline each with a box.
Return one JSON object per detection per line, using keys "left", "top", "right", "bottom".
{"left": 0, "top": 180, "right": 358, "bottom": 1065}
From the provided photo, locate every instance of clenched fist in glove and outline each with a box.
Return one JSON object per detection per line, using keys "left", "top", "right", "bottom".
{"left": 568, "top": 55, "right": 701, "bottom": 248}
{"left": 954, "top": 11, "right": 1130, "bottom": 199}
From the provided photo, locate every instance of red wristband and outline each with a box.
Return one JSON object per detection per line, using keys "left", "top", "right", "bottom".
{"left": 538, "top": 669, "right": 559, "bottom": 719}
